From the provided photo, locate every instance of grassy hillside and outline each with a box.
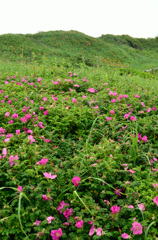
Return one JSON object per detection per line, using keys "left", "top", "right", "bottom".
{"left": 0, "top": 30, "right": 158, "bottom": 71}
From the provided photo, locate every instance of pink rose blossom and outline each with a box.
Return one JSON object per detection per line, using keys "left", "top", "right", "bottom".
{"left": 138, "top": 203, "right": 145, "bottom": 211}
{"left": 42, "top": 195, "right": 48, "bottom": 201}
{"left": 128, "top": 205, "right": 134, "bottom": 209}
{"left": 17, "top": 186, "right": 23, "bottom": 193}
{"left": 153, "top": 196, "right": 158, "bottom": 206}
{"left": 35, "top": 220, "right": 41, "bottom": 225}
{"left": 89, "top": 225, "right": 95, "bottom": 236}
{"left": 43, "top": 172, "right": 57, "bottom": 179}
{"left": 16, "top": 129, "right": 20, "bottom": 135}
{"left": 75, "top": 220, "right": 83, "bottom": 228}
{"left": 5, "top": 112, "right": 10, "bottom": 117}
{"left": 153, "top": 183, "right": 158, "bottom": 188}
{"left": 63, "top": 208, "right": 73, "bottom": 220}
{"left": 142, "top": 136, "right": 148, "bottom": 142}
{"left": 51, "top": 228, "right": 63, "bottom": 240}
{"left": 96, "top": 228, "right": 102, "bottom": 236}
{"left": 72, "top": 98, "right": 77, "bottom": 103}
{"left": 130, "top": 116, "right": 136, "bottom": 121}
{"left": 36, "top": 158, "right": 48, "bottom": 165}
{"left": 130, "top": 221, "right": 143, "bottom": 235}
{"left": 104, "top": 200, "right": 110, "bottom": 205}
{"left": 47, "top": 216, "right": 55, "bottom": 224}
{"left": 121, "top": 233, "right": 130, "bottom": 239}
{"left": 124, "top": 114, "right": 129, "bottom": 119}
{"left": 44, "top": 110, "right": 48, "bottom": 115}
{"left": 43, "top": 97, "right": 47, "bottom": 101}
{"left": 106, "top": 117, "right": 113, "bottom": 121}
{"left": 111, "top": 205, "right": 120, "bottom": 214}
{"left": 72, "top": 176, "right": 81, "bottom": 187}
{"left": 57, "top": 201, "right": 70, "bottom": 213}
{"left": 110, "top": 110, "right": 115, "bottom": 114}
{"left": 88, "top": 88, "right": 95, "bottom": 93}
{"left": 111, "top": 99, "right": 116, "bottom": 103}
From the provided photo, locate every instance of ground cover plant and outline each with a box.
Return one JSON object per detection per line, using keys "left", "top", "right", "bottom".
{"left": 0, "top": 32, "right": 158, "bottom": 240}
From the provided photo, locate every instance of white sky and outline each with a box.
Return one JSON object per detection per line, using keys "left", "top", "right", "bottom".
{"left": 0, "top": 0, "right": 158, "bottom": 38}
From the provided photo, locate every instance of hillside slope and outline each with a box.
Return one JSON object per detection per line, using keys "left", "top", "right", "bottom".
{"left": 0, "top": 30, "right": 158, "bottom": 70}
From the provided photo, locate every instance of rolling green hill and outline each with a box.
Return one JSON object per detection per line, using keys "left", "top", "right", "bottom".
{"left": 0, "top": 30, "right": 158, "bottom": 70}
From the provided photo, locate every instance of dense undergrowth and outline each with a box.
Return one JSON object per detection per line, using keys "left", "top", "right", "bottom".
{"left": 0, "top": 31, "right": 158, "bottom": 240}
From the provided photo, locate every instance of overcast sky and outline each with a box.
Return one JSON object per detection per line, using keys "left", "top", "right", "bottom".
{"left": 0, "top": 0, "right": 158, "bottom": 38}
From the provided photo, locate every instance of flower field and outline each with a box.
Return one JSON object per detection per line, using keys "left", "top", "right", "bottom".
{"left": 0, "top": 34, "right": 158, "bottom": 239}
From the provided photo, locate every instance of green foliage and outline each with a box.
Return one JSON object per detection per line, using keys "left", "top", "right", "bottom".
{"left": 0, "top": 33, "right": 158, "bottom": 239}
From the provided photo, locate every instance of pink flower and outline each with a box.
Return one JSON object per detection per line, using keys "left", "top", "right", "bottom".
{"left": 130, "top": 116, "right": 136, "bottom": 121}
{"left": 5, "top": 112, "right": 10, "bottom": 117}
{"left": 43, "top": 172, "right": 57, "bottom": 179}
{"left": 28, "top": 135, "right": 35, "bottom": 144}
{"left": 106, "top": 117, "right": 113, "bottom": 121}
{"left": 135, "top": 94, "right": 140, "bottom": 98}
{"left": 152, "top": 107, "right": 156, "bottom": 110}
{"left": 72, "top": 176, "right": 81, "bottom": 187}
{"left": 128, "top": 205, "right": 134, "bottom": 209}
{"left": 114, "top": 187, "right": 122, "bottom": 196}
{"left": 111, "top": 205, "right": 120, "bottom": 214}
{"left": 20, "top": 117, "right": 27, "bottom": 122}
{"left": 89, "top": 225, "right": 95, "bottom": 236}
{"left": 43, "top": 97, "right": 47, "bottom": 101}
{"left": 11, "top": 113, "right": 18, "bottom": 119}
{"left": 17, "top": 186, "right": 23, "bottom": 193}
{"left": 111, "top": 99, "right": 116, "bottom": 103}
{"left": 153, "top": 196, "right": 158, "bottom": 206}
{"left": 9, "top": 155, "right": 19, "bottom": 167}
{"left": 130, "top": 221, "right": 143, "bottom": 235}
{"left": 146, "top": 108, "right": 151, "bottom": 113}
{"left": 128, "top": 169, "right": 136, "bottom": 174}
{"left": 47, "top": 216, "right": 55, "bottom": 224}
{"left": 4, "top": 138, "right": 10, "bottom": 143}
{"left": 37, "top": 77, "right": 42, "bottom": 82}
{"left": 2, "top": 148, "right": 7, "bottom": 158}
{"left": 121, "top": 233, "right": 130, "bottom": 239}
{"left": 72, "top": 98, "right": 77, "bottom": 103}
{"left": 88, "top": 88, "right": 95, "bottom": 93}
{"left": 51, "top": 228, "right": 63, "bottom": 240}
{"left": 42, "top": 195, "right": 48, "bottom": 201}
{"left": 96, "top": 228, "right": 102, "bottom": 236}
{"left": 124, "top": 114, "right": 129, "bottom": 119}
{"left": 63, "top": 208, "right": 73, "bottom": 220}
{"left": 44, "top": 139, "right": 50, "bottom": 142}
{"left": 142, "top": 136, "right": 148, "bottom": 142}
{"left": 35, "top": 220, "right": 41, "bottom": 225}
{"left": 16, "top": 129, "right": 20, "bottom": 135}
{"left": 39, "top": 106, "right": 44, "bottom": 110}
{"left": 141, "top": 102, "right": 145, "bottom": 107}
{"left": 75, "top": 220, "right": 83, "bottom": 228}
{"left": 104, "top": 200, "right": 110, "bottom": 205}
{"left": 36, "top": 158, "right": 48, "bottom": 165}
{"left": 44, "top": 110, "right": 48, "bottom": 115}
{"left": 8, "top": 120, "right": 14, "bottom": 124}
{"left": 39, "top": 122, "right": 45, "bottom": 128}
{"left": 153, "top": 183, "right": 158, "bottom": 188}
{"left": 138, "top": 203, "right": 145, "bottom": 211}
{"left": 57, "top": 201, "right": 70, "bottom": 213}
{"left": 110, "top": 110, "right": 115, "bottom": 114}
